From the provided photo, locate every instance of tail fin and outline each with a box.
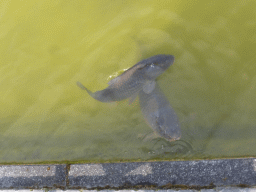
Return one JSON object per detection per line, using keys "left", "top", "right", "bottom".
{"left": 76, "top": 81, "right": 93, "bottom": 95}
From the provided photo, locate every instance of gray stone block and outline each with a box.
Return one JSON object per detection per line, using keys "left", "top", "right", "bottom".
{"left": 0, "top": 165, "right": 66, "bottom": 189}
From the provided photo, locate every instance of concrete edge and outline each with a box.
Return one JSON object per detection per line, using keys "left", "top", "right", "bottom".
{"left": 0, "top": 158, "right": 256, "bottom": 190}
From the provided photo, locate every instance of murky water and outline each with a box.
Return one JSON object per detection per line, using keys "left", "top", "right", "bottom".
{"left": 0, "top": 0, "right": 256, "bottom": 163}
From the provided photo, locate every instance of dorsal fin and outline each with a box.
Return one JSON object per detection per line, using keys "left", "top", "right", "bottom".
{"left": 108, "top": 76, "right": 121, "bottom": 85}
{"left": 107, "top": 62, "right": 146, "bottom": 87}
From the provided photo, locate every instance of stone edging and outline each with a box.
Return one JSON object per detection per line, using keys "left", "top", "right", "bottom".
{"left": 0, "top": 158, "right": 255, "bottom": 189}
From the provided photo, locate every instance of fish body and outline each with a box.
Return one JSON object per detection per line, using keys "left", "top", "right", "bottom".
{"left": 139, "top": 83, "right": 181, "bottom": 142}
{"left": 77, "top": 54, "right": 174, "bottom": 102}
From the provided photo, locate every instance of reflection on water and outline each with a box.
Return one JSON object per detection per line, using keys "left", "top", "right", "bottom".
{"left": 0, "top": 0, "right": 256, "bottom": 163}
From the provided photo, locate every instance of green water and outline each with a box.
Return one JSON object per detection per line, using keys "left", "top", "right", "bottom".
{"left": 0, "top": 0, "right": 256, "bottom": 163}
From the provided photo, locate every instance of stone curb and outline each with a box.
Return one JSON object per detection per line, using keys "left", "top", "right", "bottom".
{"left": 1, "top": 189, "right": 256, "bottom": 192}
{"left": 0, "top": 158, "right": 256, "bottom": 189}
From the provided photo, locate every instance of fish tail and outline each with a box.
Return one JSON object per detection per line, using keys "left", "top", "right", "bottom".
{"left": 77, "top": 81, "right": 111, "bottom": 102}
{"left": 76, "top": 81, "right": 93, "bottom": 95}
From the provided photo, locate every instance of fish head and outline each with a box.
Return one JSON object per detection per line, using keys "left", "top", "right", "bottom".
{"left": 138, "top": 55, "right": 175, "bottom": 80}
{"left": 157, "top": 121, "right": 181, "bottom": 142}
{"left": 164, "top": 129, "right": 181, "bottom": 142}
{"left": 154, "top": 107, "right": 181, "bottom": 142}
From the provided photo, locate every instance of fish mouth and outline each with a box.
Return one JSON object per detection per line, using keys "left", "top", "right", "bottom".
{"left": 168, "top": 137, "right": 181, "bottom": 142}
{"left": 166, "top": 134, "right": 181, "bottom": 142}
{"left": 165, "top": 55, "right": 175, "bottom": 63}
{"left": 155, "top": 55, "right": 175, "bottom": 70}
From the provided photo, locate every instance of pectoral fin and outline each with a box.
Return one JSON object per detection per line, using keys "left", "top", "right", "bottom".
{"left": 143, "top": 81, "right": 156, "bottom": 94}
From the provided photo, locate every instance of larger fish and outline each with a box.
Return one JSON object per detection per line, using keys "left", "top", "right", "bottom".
{"left": 77, "top": 54, "right": 174, "bottom": 102}
{"left": 139, "top": 83, "right": 181, "bottom": 142}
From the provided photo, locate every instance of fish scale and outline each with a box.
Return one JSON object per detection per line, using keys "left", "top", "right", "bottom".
{"left": 139, "top": 83, "right": 181, "bottom": 142}
{"left": 77, "top": 54, "right": 174, "bottom": 102}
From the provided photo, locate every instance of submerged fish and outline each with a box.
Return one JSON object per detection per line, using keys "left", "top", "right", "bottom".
{"left": 139, "top": 83, "right": 181, "bottom": 142}
{"left": 77, "top": 54, "right": 174, "bottom": 103}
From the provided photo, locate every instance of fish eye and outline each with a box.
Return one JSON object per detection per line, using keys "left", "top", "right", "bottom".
{"left": 138, "top": 62, "right": 157, "bottom": 70}
{"left": 147, "top": 63, "right": 155, "bottom": 67}
{"left": 150, "top": 63, "right": 158, "bottom": 67}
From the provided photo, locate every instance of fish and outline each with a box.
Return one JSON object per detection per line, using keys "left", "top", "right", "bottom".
{"left": 138, "top": 82, "right": 181, "bottom": 142}
{"left": 77, "top": 54, "right": 174, "bottom": 103}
